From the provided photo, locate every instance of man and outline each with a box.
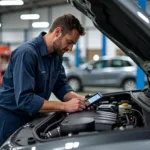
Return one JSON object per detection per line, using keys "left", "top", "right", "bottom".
{"left": 0, "top": 14, "right": 85, "bottom": 146}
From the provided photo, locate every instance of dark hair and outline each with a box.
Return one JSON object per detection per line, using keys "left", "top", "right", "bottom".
{"left": 49, "top": 14, "right": 85, "bottom": 36}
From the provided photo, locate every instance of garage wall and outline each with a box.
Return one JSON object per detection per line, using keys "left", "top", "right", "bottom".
{"left": 28, "top": 7, "right": 50, "bottom": 40}
{"left": 0, "top": 3, "right": 119, "bottom": 58}
{"left": 2, "top": 11, "right": 29, "bottom": 29}
{"left": 51, "top": 5, "right": 82, "bottom": 22}
{"left": 2, "top": 1, "right": 150, "bottom": 57}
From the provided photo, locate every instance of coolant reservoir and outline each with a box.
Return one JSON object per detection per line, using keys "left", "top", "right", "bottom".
{"left": 118, "top": 103, "right": 132, "bottom": 116}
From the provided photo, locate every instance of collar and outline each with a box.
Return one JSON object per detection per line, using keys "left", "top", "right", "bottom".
{"left": 37, "top": 32, "right": 49, "bottom": 56}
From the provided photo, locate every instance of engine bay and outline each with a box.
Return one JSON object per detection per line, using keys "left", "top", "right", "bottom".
{"left": 32, "top": 91, "right": 145, "bottom": 141}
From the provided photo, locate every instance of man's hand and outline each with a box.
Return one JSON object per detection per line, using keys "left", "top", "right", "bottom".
{"left": 63, "top": 98, "right": 85, "bottom": 113}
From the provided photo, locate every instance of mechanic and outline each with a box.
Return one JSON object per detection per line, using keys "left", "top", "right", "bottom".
{"left": 0, "top": 14, "right": 86, "bottom": 146}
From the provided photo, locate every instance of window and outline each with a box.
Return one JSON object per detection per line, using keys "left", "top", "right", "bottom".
{"left": 123, "top": 60, "right": 133, "bottom": 66}
{"left": 92, "top": 60, "right": 108, "bottom": 69}
{"left": 110, "top": 59, "right": 124, "bottom": 67}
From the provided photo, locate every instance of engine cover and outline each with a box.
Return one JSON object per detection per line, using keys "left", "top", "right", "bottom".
{"left": 60, "top": 117, "right": 95, "bottom": 135}
{"left": 60, "top": 111, "right": 117, "bottom": 135}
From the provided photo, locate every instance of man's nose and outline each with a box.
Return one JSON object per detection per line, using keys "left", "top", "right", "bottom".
{"left": 67, "top": 44, "right": 73, "bottom": 51}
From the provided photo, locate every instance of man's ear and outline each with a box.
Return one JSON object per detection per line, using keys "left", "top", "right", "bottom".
{"left": 55, "top": 27, "right": 62, "bottom": 37}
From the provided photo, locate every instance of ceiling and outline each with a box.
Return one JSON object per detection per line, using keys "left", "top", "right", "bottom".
{"left": 0, "top": 0, "right": 67, "bottom": 14}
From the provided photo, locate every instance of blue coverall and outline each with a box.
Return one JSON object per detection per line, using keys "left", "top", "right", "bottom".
{"left": 0, "top": 32, "right": 72, "bottom": 146}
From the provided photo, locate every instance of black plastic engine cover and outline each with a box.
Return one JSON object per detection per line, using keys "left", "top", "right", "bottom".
{"left": 60, "top": 111, "right": 117, "bottom": 134}
{"left": 60, "top": 117, "right": 95, "bottom": 135}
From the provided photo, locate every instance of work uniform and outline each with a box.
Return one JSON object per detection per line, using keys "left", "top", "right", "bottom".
{"left": 0, "top": 32, "right": 72, "bottom": 146}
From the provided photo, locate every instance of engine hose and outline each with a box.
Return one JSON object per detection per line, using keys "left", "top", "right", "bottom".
{"left": 43, "top": 116, "right": 65, "bottom": 134}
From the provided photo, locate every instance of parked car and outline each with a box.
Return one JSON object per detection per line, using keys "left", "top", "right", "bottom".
{"left": 2, "top": 0, "right": 150, "bottom": 150}
{"left": 67, "top": 56, "right": 139, "bottom": 91}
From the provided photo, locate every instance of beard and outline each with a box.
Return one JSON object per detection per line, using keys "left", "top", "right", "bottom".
{"left": 53, "top": 41, "right": 65, "bottom": 56}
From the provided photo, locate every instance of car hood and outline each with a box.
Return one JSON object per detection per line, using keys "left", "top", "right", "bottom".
{"left": 67, "top": 0, "right": 150, "bottom": 76}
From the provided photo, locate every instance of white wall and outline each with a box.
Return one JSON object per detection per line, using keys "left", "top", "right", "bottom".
{"left": 28, "top": 7, "right": 50, "bottom": 40}
{"left": 1, "top": 11, "right": 29, "bottom": 50}
{"left": 2, "top": 11, "right": 29, "bottom": 29}
{"left": 31, "top": 7, "right": 49, "bottom": 22}
{"left": 51, "top": 4, "right": 82, "bottom": 23}
{"left": 2, "top": 2, "right": 150, "bottom": 56}
{"left": 0, "top": 4, "right": 119, "bottom": 57}
{"left": 85, "top": 17, "right": 94, "bottom": 28}
{"left": 2, "top": 31, "right": 24, "bottom": 43}
{"left": 106, "top": 38, "right": 118, "bottom": 57}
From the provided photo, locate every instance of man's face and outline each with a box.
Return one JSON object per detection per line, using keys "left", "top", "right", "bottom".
{"left": 53, "top": 29, "right": 80, "bottom": 56}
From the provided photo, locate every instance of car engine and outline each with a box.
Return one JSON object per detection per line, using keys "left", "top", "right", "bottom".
{"left": 32, "top": 91, "right": 144, "bottom": 140}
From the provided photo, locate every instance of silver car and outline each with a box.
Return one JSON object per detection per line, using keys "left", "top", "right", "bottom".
{"left": 66, "top": 56, "right": 138, "bottom": 91}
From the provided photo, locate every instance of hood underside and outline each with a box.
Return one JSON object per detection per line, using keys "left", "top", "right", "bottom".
{"left": 67, "top": 0, "right": 150, "bottom": 75}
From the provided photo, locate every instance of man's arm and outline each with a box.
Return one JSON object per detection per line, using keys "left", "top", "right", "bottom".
{"left": 13, "top": 50, "right": 85, "bottom": 115}
{"left": 13, "top": 50, "right": 45, "bottom": 116}
{"left": 52, "top": 65, "right": 85, "bottom": 112}
{"left": 39, "top": 100, "right": 65, "bottom": 112}
{"left": 63, "top": 91, "right": 85, "bottom": 101}
{"left": 39, "top": 97, "right": 85, "bottom": 113}
{"left": 53, "top": 65, "right": 85, "bottom": 101}
{"left": 53, "top": 65, "right": 75, "bottom": 100}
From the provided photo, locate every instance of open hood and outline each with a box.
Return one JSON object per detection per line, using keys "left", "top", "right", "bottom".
{"left": 67, "top": 0, "right": 150, "bottom": 76}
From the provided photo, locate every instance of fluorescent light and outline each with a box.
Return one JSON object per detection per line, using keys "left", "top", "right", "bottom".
{"left": 137, "top": 11, "right": 149, "bottom": 23}
{"left": 20, "top": 14, "right": 40, "bottom": 20}
{"left": 0, "top": 23, "right": 1, "bottom": 27}
{"left": 0, "top": 0, "right": 24, "bottom": 6}
{"left": 32, "top": 22, "right": 49, "bottom": 28}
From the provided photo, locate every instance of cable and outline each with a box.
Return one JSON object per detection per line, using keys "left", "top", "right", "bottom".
{"left": 43, "top": 116, "right": 65, "bottom": 134}
{"left": 131, "top": 108, "right": 144, "bottom": 121}
{"left": 126, "top": 108, "right": 144, "bottom": 124}
{"left": 133, "top": 116, "right": 137, "bottom": 127}
{"left": 125, "top": 114, "right": 130, "bottom": 125}
{"left": 129, "top": 91, "right": 145, "bottom": 123}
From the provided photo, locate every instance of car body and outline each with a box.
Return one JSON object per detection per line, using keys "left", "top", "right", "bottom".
{"left": 2, "top": 0, "right": 150, "bottom": 150}
{"left": 67, "top": 56, "right": 138, "bottom": 91}
{"left": 63, "top": 53, "right": 87, "bottom": 69}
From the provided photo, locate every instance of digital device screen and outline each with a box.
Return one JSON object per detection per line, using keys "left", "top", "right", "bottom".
{"left": 88, "top": 94, "right": 101, "bottom": 104}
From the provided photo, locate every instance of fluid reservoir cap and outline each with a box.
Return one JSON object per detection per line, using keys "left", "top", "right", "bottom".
{"left": 121, "top": 103, "right": 128, "bottom": 107}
